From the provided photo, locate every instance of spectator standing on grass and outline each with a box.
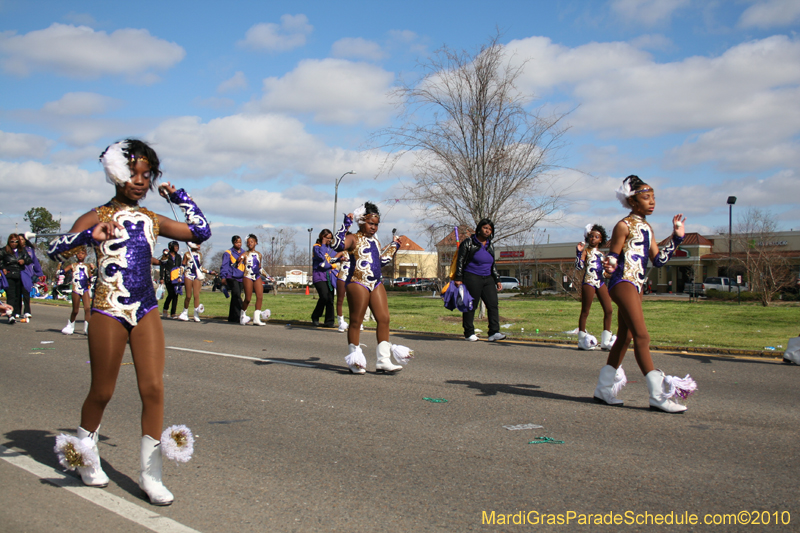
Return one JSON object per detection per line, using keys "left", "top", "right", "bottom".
{"left": 454, "top": 219, "right": 505, "bottom": 342}
{"left": 0, "top": 233, "right": 32, "bottom": 323}
{"left": 18, "top": 234, "right": 44, "bottom": 321}
{"left": 311, "top": 229, "right": 337, "bottom": 327}
{"left": 220, "top": 235, "right": 247, "bottom": 324}
{"left": 159, "top": 241, "right": 181, "bottom": 319}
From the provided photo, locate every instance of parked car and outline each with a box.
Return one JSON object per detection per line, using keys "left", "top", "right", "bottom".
{"left": 685, "top": 277, "right": 746, "bottom": 296}
{"left": 390, "top": 277, "right": 412, "bottom": 286}
{"left": 499, "top": 276, "right": 520, "bottom": 290}
{"left": 407, "top": 278, "right": 438, "bottom": 291}
{"left": 396, "top": 277, "right": 425, "bottom": 287}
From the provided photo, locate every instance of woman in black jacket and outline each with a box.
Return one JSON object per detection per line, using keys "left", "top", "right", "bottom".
{"left": 1, "top": 233, "right": 32, "bottom": 323}
{"left": 453, "top": 219, "right": 505, "bottom": 342}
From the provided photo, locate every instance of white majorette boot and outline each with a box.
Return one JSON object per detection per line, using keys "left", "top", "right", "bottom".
{"left": 593, "top": 365, "right": 627, "bottom": 406}
{"left": 239, "top": 310, "right": 251, "bottom": 325}
{"left": 83, "top": 320, "right": 89, "bottom": 335}
{"left": 75, "top": 426, "right": 110, "bottom": 487}
{"left": 345, "top": 343, "right": 366, "bottom": 374}
{"left": 600, "top": 330, "right": 617, "bottom": 351}
{"left": 253, "top": 310, "right": 265, "bottom": 326}
{"left": 337, "top": 315, "right": 348, "bottom": 332}
{"left": 62, "top": 320, "right": 75, "bottom": 335}
{"left": 578, "top": 331, "right": 598, "bottom": 350}
{"left": 376, "top": 341, "right": 402, "bottom": 373}
{"left": 646, "top": 370, "right": 696, "bottom": 413}
{"left": 177, "top": 308, "right": 189, "bottom": 321}
{"left": 139, "top": 435, "right": 174, "bottom": 505}
{"left": 193, "top": 305, "right": 203, "bottom": 322}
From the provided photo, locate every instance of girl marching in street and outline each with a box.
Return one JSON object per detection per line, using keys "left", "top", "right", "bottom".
{"left": 593, "top": 175, "right": 696, "bottom": 413}
{"left": 177, "top": 242, "right": 210, "bottom": 322}
{"left": 574, "top": 224, "right": 616, "bottom": 350}
{"left": 332, "top": 202, "right": 413, "bottom": 374}
{"left": 238, "top": 234, "right": 268, "bottom": 326}
{"left": 49, "top": 139, "right": 208, "bottom": 504}
{"left": 61, "top": 246, "right": 94, "bottom": 335}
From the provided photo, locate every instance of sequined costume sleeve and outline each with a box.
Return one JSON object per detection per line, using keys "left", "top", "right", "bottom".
{"left": 574, "top": 247, "right": 585, "bottom": 270}
{"left": 332, "top": 215, "right": 352, "bottom": 252}
{"left": 379, "top": 241, "right": 399, "bottom": 266}
{"left": 47, "top": 228, "right": 99, "bottom": 261}
{"left": 168, "top": 189, "right": 211, "bottom": 243}
{"left": 652, "top": 234, "right": 684, "bottom": 267}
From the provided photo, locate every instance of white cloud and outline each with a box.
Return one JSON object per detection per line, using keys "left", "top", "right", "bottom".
{"left": 41, "top": 92, "right": 122, "bottom": 116}
{"left": 0, "top": 131, "right": 54, "bottom": 159}
{"left": 629, "top": 33, "right": 673, "bottom": 51}
{"left": 739, "top": 0, "right": 800, "bottom": 29}
{"left": 217, "top": 71, "right": 248, "bottom": 93}
{"left": 147, "top": 113, "right": 396, "bottom": 182}
{"left": 255, "top": 58, "right": 395, "bottom": 126}
{"left": 331, "top": 38, "right": 386, "bottom": 61}
{"left": 0, "top": 161, "right": 109, "bottom": 213}
{"left": 0, "top": 23, "right": 185, "bottom": 81}
{"left": 238, "top": 14, "right": 312, "bottom": 52}
{"left": 610, "top": 0, "right": 691, "bottom": 26}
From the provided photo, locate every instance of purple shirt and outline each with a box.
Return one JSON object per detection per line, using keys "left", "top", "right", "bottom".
{"left": 312, "top": 243, "right": 336, "bottom": 284}
{"left": 464, "top": 239, "right": 494, "bottom": 277}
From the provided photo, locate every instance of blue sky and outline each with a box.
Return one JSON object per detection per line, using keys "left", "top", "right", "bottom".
{"left": 2, "top": 0, "right": 799, "bottom": 258}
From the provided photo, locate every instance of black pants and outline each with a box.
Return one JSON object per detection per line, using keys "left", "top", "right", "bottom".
{"left": 22, "top": 286, "right": 31, "bottom": 315}
{"left": 311, "top": 281, "right": 335, "bottom": 325}
{"left": 461, "top": 272, "right": 500, "bottom": 338}
{"left": 227, "top": 278, "right": 244, "bottom": 322}
{"left": 163, "top": 282, "right": 178, "bottom": 315}
{"left": 5, "top": 275, "right": 23, "bottom": 316}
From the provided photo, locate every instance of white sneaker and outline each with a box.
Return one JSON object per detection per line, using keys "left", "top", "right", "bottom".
{"left": 465, "top": 334, "right": 479, "bottom": 341}
{"left": 177, "top": 309, "right": 189, "bottom": 321}
{"left": 337, "top": 316, "right": 348, "bottom": 332}
{"left": 24, "top": 313, "right": 31, "bottom": 320}
{"left": 488, "top": 333, "right": 506, "bottom": 342}
{"left": 62, "top": 320, "right": 75, "bottom": 335}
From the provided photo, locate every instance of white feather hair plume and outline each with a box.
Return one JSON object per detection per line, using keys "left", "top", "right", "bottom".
{"left": 584, "top": 223, "right": 595, "bottom": 238}
{"left": 101, "top": 141, "right": 132, "bottom": 187}
{"left": 352, "top": 204, "right": 367, "bottom": 225}
{"left": 615, "top": 179, "right": 634, "bottom": 209}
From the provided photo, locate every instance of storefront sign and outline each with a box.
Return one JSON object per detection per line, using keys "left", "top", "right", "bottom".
{"left": 500, "top": 250, "right": 525, "bottom": 258}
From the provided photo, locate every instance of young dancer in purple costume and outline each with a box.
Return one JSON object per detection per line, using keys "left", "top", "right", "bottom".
{"left": 332, "top": 202, "right": 412, "bottom": 374}
{"left": 48, "top": 139, "right": 210, "bottom": 504}
{"left": 239, "top": 234, "right": 267, "bottom": 326}
{"left": 593, "top": 175, "right": 696, "bottom": 413}
{"left": 60, "top": 246, "right": 94, "bottom": 335}
{"left": 575, "top": 224, "right": 615, "bottom": 350}
{"left": 177, "top": 242, "right": 210, "bottom": 322}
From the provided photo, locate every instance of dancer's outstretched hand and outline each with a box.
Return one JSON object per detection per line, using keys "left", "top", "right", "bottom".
{"left": 672, "top": 214, "right": 686, "bottom": 238}
{"left": 602, "top": 256, "right": 617, "bottom": 275}
{"left": 577, "top": 242, "right": 585, "bottom": 252}
{"left": 92, "top": 221, "right": 123, "bottom": 242}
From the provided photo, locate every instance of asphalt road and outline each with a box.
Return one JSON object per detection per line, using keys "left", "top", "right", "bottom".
{"left": 1, "top": 303, "right": 798, "bottom": 532}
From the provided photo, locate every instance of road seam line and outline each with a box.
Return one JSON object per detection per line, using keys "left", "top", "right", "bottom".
{"left": 166, "top": 346, "right": 315, "bottom": 367}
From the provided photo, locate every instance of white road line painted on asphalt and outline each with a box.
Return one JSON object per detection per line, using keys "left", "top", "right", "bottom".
{"left": 166, "top": 346, "right": 315, "bottom": 367}
{"left": 0, "top": 445, "right": 200, "bottom": 533}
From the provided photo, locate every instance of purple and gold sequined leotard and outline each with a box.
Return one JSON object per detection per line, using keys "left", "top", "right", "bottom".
{"left": 183, "top": 251, "right": 203, "bottom": 280}
{"left": 577, "top": 247, "right": 605, "bottom": 289}
{"left": 72, "top": 263, "right": 91, "bottom": 295}
{"left": 608, "top": 214, "right": 651, "bottom": 293}
{"left": 92, "top": 200, "right": 161, "bottom": 328}
{"left": 345, "top": 233, "right": 397, "bottom": 291}
{"left": 242, "top": 250, "right": 262, "bottom": 281}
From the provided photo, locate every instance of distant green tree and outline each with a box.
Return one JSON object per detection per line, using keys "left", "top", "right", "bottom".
{"left": 23, "top": 207, "right": 61, "bottom": 240}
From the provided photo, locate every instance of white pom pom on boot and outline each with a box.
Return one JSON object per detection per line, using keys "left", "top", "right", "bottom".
{"left": 239, "top": 310, "right": 251, "bottom": 325}
{"left": 62, "top": 320, "right": 75, "bottom": 335}
{"left": 646, "top": 370, "right": 690, "bottom": 413}
{"left": 177, "top": 309, "right": 189, "bottom": 321}
{"left": 139, "top": 435, "right": 174, "bottom": 505}
{"left": 345, "top": 343, "right": 366, "bottom": 374}
{"left": 193, "top": 305, "right": 203, "bottom": 322}
{"left": 600, "top": 330, "right": 617, "bottom": 350}
{"left": 76, "top": 426, "right": 109, "bottom": 487}
{"left": 337, "top": 315, "right": 348, "bottom": 332}
{"left": 578, "top": 330, "right": 598, "bottom": 350}
{"left": 593, "top": 365, "right": 626, "bottom": 406}
{"left": 376, "top": 341, "right": 402, "bottom": 373}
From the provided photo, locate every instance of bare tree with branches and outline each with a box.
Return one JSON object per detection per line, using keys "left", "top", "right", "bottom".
{"left": 375, "top": 33, "right": 571, "bottom": 242}
{"left": 734, "top": 208, "right": 794, "bottom": 306}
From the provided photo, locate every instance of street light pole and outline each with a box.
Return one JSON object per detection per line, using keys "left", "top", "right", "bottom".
{"left": 333, "top": 171, "right": 355, "bottom": 229}
{"left": 308, "top": 228, "right": 313, "bottom": 288}
{"left": 727, "top": 196, "right": 737, "bottom": 292}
